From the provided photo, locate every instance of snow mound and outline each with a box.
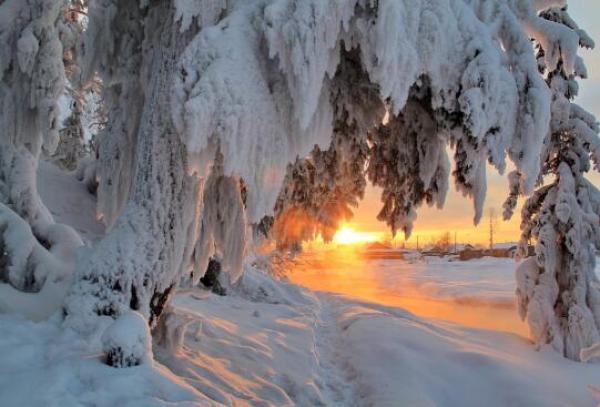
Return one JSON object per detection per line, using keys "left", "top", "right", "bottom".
{"left": 101, "top": 311, "right": 152, "bottom": 368}
{"left": 332, "top": 297, "right": 600, "bottom": 407}
{"left": 0, "top": 314, "right": 210, "bottom": 406}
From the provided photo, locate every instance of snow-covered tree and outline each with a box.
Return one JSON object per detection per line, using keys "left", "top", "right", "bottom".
{"left": 0, "top": 0, "right": 66, "bottom": 225}
{"left": 506, "top": 7, "right": 600, "bottom": 361}
{"left": 49, "top": 1, "right": 86, "bottom": 171}
{"left": 0, "top": 0, "right": 87, "bottom": 296}
{"left": 52, "top": 100, "right": 85, "bottom": 171}
{"left": 271, "top": 0, "right": 558, "bottom": 246}
{"left": 63, "top": 0, "right": 209, "bottom": 331}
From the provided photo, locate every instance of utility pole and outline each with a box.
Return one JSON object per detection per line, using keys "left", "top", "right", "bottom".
{"left": 454, "top": 231, "right": 457, "bottom": 254}
{"left": 489, "top": 207, "right": 496, "bottom": 250}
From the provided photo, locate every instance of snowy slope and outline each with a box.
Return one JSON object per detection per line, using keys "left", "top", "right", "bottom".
{"left": 332, "top": 296, "right": 600, "bottom": 406}
{"left": 1, "top": 273, "right": 599, "bottom": 406}
{"left": 161, "top": 271, "right": 600, "bottom": 406}
{"left": 0, "top": 314, "right": 210, "bottom": 406}
{"left": 37, "top": 160, "right": 104, "bottom": 243}
{"left": 0, "top": 162, "right": 210, "bottom": 405}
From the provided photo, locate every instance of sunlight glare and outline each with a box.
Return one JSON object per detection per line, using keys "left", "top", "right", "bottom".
{"left": 333, "top": 226, "right": 381, "bottom": 245}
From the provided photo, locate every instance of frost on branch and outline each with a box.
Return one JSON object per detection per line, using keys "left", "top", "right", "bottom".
{"left": 513, "top": 7, "right": 600, "bottom": 361}
{"left": 172, "top": 2, "right": 336, "bottom": 223}
{"left": 367, "top": 87, "right": 449, "bottom": 238}
{"left": 273, "top": 131, "right": 369, "bottom": 248}
{"left": 77, "top": 0, "right": 146, "bottom": 229}
{"left": 49, "top": 0, "right": 94, "bottom": 172}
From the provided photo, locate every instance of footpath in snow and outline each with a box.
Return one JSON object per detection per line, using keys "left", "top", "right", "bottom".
{"left": 163, "top": 265, "right": 600, "bottom": 406}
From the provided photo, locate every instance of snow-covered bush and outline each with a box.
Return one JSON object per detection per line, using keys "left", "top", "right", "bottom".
{"left": 101, "top": 311, "right": 153, "bottom": 367}
{"left": 0, "top": 204, "right": 79, "bottom": 292}
{"left": 74, "top": 156, "right": 99, "bottom": 195}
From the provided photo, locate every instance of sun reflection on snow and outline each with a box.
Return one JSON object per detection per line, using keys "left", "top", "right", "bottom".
{"left": 285, "top": 247, "right": 528, "bottom": 337}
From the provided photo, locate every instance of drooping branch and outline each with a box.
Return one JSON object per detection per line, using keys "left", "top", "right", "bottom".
{"left": 367, "top": 88, "right": 450, "bottom": 238}
{"left": 267, "top": 0, "right": 557, "bottom": 248}
{"left": 272, "top": 48, "right": 382, "bottom": 248}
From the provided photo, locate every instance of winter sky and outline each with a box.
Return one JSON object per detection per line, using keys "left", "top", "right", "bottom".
{"left": 351, "top": 1, "right": 600, "bottom": 246}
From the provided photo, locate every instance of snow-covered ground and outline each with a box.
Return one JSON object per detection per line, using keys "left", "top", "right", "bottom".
{"left": 288, "top": 249, "right": 522, "bottom": 307}
{"left": 286, "top": 249, "right": 528, "bottom": 335}
{"left": 37, "top": 161, "right": 105, "bottom": 244}
{"left": 0, "top": 163, "right": 598, "bottom": 406}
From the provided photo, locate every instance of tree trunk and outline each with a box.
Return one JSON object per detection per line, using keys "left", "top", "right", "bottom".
{"left": 65, "top": 2, "right": 200, "bottom": 331}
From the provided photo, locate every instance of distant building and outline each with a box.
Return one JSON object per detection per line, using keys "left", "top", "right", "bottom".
{"left": 458, "top": 244, "right": 532, "bottom": 261}
{"left": 365, "top": 242, "right": 392, "bottom": 251}
{"left": 361, "top": 242, "right": 404, "bottom": 260}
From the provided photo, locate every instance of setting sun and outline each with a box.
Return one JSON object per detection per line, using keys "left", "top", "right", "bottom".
{"left": 333, "top": 226, "right": 382, "bottom": 245}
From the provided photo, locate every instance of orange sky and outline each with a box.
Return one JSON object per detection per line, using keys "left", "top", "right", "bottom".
{"left": 349, "top": 1, "right": 600, "bottom": 246}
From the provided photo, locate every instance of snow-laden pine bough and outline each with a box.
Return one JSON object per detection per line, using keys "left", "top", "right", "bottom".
{"left": 0, "top": 0, "right": 599, "bottom": 366}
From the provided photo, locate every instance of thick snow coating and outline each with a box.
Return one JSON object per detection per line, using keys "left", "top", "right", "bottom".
{"left": 1, "top": 0, "right": 600, "bottom": 383}
{"left": 0, "top": 0, "right": 89, "bottom": 318}
{"left": 172, "top": 0, "right": 557, "bottom": 229}
{"left": 69, "top": 0, "right": 574, "bottom": 329}
{"left": 191, "top": 153, "right": 248, "bottom": 284}
{"left": 508, "top": 7, "right": 600, "bottom": 360}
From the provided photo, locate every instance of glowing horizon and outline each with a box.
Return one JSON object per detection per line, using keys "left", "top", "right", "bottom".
{"left": 332, "top": 225, "right": 383, "bottom": 246}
